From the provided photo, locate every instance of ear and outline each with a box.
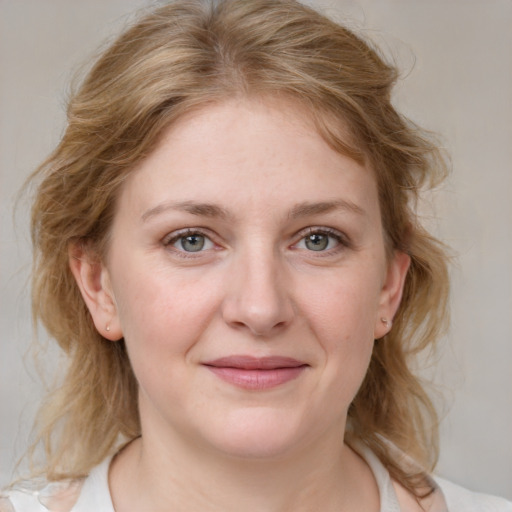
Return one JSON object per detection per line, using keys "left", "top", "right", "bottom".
{"left": 374, "top": 250, "right": 410, "bottom": 339}
{"left": 69, "top": 242, "right": 123, "bottom": 341}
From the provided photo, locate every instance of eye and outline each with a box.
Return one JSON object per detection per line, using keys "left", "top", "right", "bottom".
{"left": 294, "top": 229, "right": 344, "bottom": 252}
{"left": 304, "top": 233, "right": 332, "bottom": 251}
{"left": 164, "top": 230, "right": 215, "bottom": 253}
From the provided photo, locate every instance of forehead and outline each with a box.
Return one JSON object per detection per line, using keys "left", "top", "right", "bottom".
{"left": 116, "top": 97, "right": 379, "bottom": 223}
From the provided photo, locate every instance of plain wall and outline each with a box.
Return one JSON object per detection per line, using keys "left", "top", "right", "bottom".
{"left": 1, "top": 0, "right": 511, "bottom": 499}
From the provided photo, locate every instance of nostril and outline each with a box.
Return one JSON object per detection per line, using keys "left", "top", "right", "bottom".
{"left": 223, "top": 303, "right": 292, "bottom": 337}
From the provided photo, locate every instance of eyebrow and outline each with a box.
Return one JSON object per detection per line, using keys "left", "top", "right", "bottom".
{"left": 288, "top": 200, "right": 366, "bottom": 219}
{"left": 141, "top": 200, "right": 232, "bottom": 222}
{"left": 141, "top": 198, "right": 365, "bottom": 223}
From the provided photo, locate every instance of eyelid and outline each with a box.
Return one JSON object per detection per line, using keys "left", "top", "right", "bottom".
{"left": 162, "top": 227, "right": 220, "bottom": 256}
{"left": 291, "top": 226, "right": 351, "bottom": 252}
{"left": 161, "top": 225, "right": 351, "bottom": 259}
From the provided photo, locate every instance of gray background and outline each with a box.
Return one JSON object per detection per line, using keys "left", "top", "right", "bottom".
{"left": 1, "top": 0, "right": 511, "bottom": 499}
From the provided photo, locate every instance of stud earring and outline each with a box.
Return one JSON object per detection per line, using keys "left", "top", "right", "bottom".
{"left": 106, "top": 325, "right": 111, "bottom": 332}
{"left": 381, "top": 317, "right": 391, "bottom": 328}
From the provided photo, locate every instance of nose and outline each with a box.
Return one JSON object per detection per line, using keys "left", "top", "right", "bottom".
{"left": 221, "top": 247, "right": 294, "bottom": 337}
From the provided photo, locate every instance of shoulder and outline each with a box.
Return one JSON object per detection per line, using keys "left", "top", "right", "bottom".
{"left": 435, "top": 476, "right": 512, "bottom": 512}
{"left": 0, "top": 479, "right": 84, "bottom": 512}
{"left": 0, "top": 457, "right": 114, "bottom": 512}
{"left": 353, "top": 437, "right": 512, "bottom": 512}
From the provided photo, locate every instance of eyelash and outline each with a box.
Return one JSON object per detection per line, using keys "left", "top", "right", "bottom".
{"left": 292, "top": 227, "right": 350, "bottom": 255}
{"left": 162, "top": 226, "right": 350, "bottom": 258}
{"left": 162, "top": 228, "right": 217, "bottom": 258}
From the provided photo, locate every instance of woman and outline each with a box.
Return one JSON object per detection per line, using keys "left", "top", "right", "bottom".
{"left": 1, "top": 1, "right": 510, "bottom": 511}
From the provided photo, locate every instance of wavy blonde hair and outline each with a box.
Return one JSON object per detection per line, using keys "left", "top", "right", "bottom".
{"left": 28, "top": 0, "right": 449, "bottom": 496}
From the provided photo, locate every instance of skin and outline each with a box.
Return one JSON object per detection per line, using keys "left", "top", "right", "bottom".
{"left": 71, "top": 97, "right": 411, "bottom": 511}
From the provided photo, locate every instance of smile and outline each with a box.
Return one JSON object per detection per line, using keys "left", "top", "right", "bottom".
{"left": 203, "top": 356, "right": 308, "bottom": 390}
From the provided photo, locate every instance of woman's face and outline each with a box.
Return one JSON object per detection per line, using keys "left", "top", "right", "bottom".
{"left": 74, "top": 98, "right": 409, "bottom": 459}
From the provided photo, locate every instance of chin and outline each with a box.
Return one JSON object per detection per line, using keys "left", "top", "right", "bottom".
{"left": 197, "top": 407, "right": 309, "bottom": 460}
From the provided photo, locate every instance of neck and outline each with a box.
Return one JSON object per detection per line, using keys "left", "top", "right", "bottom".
{"left": 109, "top": 425, "right": 379, "bottom": 512}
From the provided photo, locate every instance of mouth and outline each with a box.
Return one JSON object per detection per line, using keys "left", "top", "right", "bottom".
{"left": 202, "top": 356, "right": 308, "bottom": 390}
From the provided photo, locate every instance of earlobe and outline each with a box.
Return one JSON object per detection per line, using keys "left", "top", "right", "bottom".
{"left": 68, "top": 243, "right": 123, "bottom": 341}
{"left": 374, "top": 251, "right": 410, "bottom": 340}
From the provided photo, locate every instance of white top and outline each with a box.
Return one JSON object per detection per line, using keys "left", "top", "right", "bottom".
{"left": 1, "top": 447, "right": 511, "bottom": 511}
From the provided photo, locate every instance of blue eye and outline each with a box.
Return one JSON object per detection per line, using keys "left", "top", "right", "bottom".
{"left": 296, "top": 230, "right": 342, "bottom": 252}
{"left": 169, "top": 232, "right": 215, "bottom": 252}
{"left": 305, "top": 233, "right": 329, "bottom": 251}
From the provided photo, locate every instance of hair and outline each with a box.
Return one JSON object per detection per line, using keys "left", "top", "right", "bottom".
{"left": 28, "top": 0, "right": 449, "bottom": 498}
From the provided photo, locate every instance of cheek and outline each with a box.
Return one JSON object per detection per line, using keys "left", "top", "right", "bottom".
{"left": 299, "top": 269, "right": 382, "bottom": 343}
{"left": 296, "top": 272, "right": 380, "bottom": 395}
{"left": 112, "top": 272, "right": 223, "bottom": 410}
{"left": 112, "top": 265, "right": 222, "bottom": 361}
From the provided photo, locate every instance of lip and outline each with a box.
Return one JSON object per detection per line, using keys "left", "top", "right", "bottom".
{"left": 203, "top": 356, "right": 308, "bottom": 390}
